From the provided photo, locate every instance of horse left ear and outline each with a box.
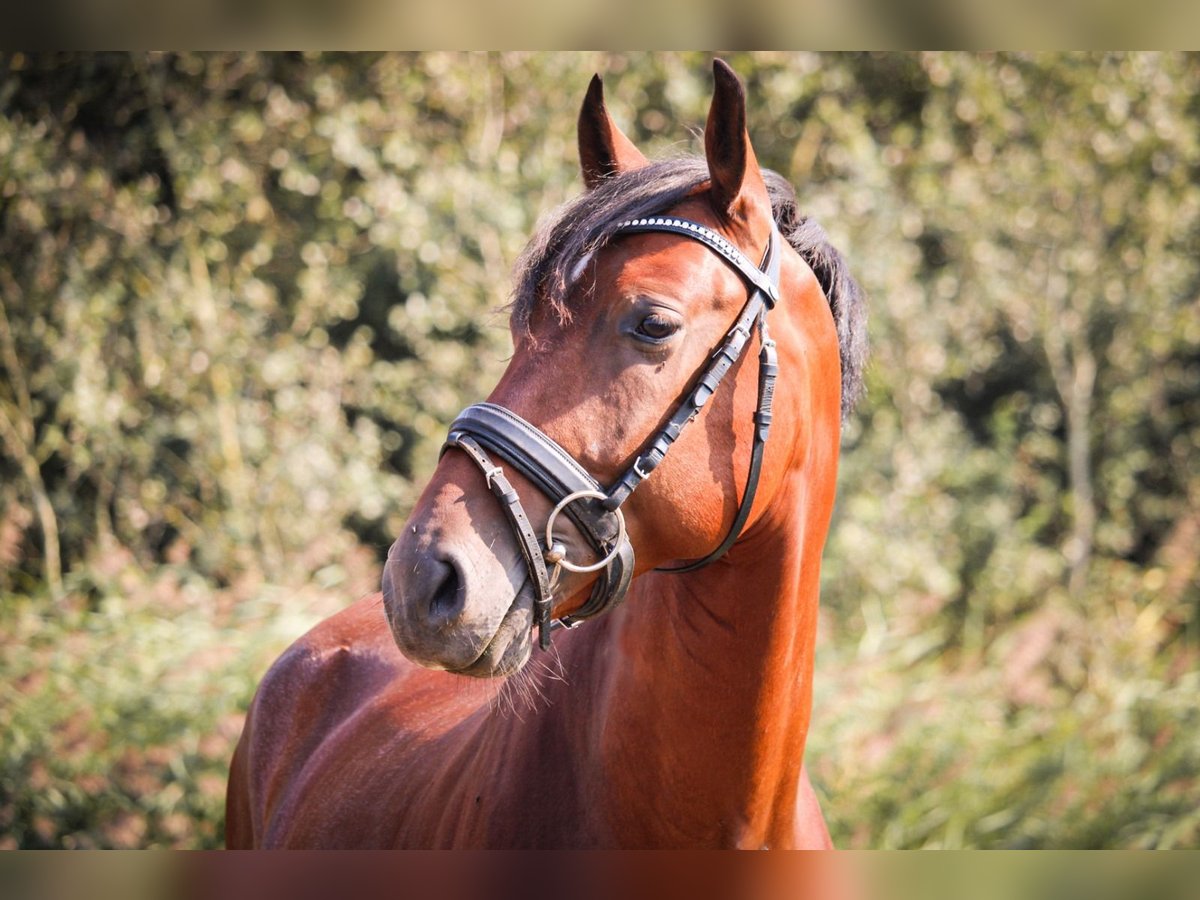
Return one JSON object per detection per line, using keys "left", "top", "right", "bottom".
{"left": 704, "top": 59, "right": 769, "bottom": 225}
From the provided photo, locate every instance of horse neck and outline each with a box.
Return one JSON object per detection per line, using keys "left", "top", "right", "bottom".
{"left": 572, "top": 463, "right": 834, "bottom": 848}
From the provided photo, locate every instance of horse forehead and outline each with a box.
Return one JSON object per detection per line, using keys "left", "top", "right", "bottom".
{"left": 598, "top": 233, "right": 744, "bottom": 303}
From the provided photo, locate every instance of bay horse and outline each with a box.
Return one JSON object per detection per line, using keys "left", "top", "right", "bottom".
{"left": 226, "top": 59, "right": 866, "bottom": 849}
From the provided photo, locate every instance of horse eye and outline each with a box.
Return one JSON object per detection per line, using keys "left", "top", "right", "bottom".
{"left": 635, "top": 314, "right": 679, "bottom": 342}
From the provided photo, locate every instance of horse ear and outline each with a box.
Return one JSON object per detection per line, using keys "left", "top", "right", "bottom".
{"left": 704, "top": 59, "right": 769, "bottom": 225}
{"left": 578, "top": 74, "right": 649, "bottom": 190}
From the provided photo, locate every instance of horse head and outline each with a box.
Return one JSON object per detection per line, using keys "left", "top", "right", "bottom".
{"left": 382, "top": 60, "right": 846, "bottom": 677}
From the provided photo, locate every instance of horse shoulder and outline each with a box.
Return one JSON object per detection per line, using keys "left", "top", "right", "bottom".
{"left": 226, "top": 593, "right": 403, "bottom": 847}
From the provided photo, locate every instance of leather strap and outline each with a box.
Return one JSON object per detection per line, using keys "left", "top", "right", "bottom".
{"left": 658, "top": 317, "right": 778, "bottom": 573}
{"left": 446, "top": 433, "right": 554, "bottom": 649}
{"left": 603, "top": 271, "right": 770, "bottom": 510}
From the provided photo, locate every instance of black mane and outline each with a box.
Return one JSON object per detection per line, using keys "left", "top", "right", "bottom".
{"left": 510, "top": 158, "right": 868, "bottom": 419}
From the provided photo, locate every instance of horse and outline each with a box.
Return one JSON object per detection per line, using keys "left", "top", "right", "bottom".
{"left": 225, "top": 59, "right": 867, "bottom": 850}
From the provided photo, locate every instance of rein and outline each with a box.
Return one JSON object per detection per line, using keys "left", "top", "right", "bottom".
{"left": 443, "top": 215, "right": 782, "bottom": 650}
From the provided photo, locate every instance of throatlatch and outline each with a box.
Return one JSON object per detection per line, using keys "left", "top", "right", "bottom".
{"left": 443, "top": 215, "right": 782, "bottom": 649}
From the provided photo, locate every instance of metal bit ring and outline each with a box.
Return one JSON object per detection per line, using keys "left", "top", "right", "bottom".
{"left": 544, "top": 489, "right": 626, "bottom": 574}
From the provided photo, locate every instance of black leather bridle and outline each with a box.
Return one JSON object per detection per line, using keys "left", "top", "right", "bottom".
{"left": 442, "top": 215, "right": 781, "bottom": 650}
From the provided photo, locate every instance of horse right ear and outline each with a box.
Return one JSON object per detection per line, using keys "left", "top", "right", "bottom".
{"left": 578, "top": 74, "right": 648, "bottom": 190}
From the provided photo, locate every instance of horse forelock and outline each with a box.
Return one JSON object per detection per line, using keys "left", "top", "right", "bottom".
{"left": 509, "top": 158, "right": 711, "bottom": 331}
{"left": 508, "top": 157, "right": 867, "bottom": 419}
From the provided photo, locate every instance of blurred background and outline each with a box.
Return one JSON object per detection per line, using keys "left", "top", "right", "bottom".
{"left": 0, "top": 51, "right": 1196, "bottom": 849}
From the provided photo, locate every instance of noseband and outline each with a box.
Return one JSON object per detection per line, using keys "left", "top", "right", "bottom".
{"left": 442, "top": 215, "right": 781, "bottom": 650}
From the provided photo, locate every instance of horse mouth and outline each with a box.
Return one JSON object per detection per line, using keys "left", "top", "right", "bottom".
{"left": 446, "top": 578, "right": 535, "bottom": 678}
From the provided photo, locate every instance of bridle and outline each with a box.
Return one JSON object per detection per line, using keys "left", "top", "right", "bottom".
{"left": 442, "top": 214, "right": 782, "bottom": 650}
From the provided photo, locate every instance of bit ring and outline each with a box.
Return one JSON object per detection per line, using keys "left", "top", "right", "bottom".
{"left": 544, "top": 489, "right": 625, "bottom": 573}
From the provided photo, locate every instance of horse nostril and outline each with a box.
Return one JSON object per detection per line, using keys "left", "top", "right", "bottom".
{"left": 426, "top": 558, "right": 464, "bottom": 625}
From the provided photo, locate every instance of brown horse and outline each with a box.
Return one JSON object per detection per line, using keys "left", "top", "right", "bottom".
{"left": 226, "top": 59, "right": 866, "bottom": 849}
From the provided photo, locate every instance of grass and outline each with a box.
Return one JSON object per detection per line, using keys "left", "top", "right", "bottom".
{"left": 809, "top": 589, "right": 1200, "bottom": 848}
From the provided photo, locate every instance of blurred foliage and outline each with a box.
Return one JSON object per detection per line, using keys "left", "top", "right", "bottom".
{"left": 0, "top": 542, "right": 371, "bottom": 848}
{"left": 0, "top": 52, "right": 1196, "bottom": 848}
